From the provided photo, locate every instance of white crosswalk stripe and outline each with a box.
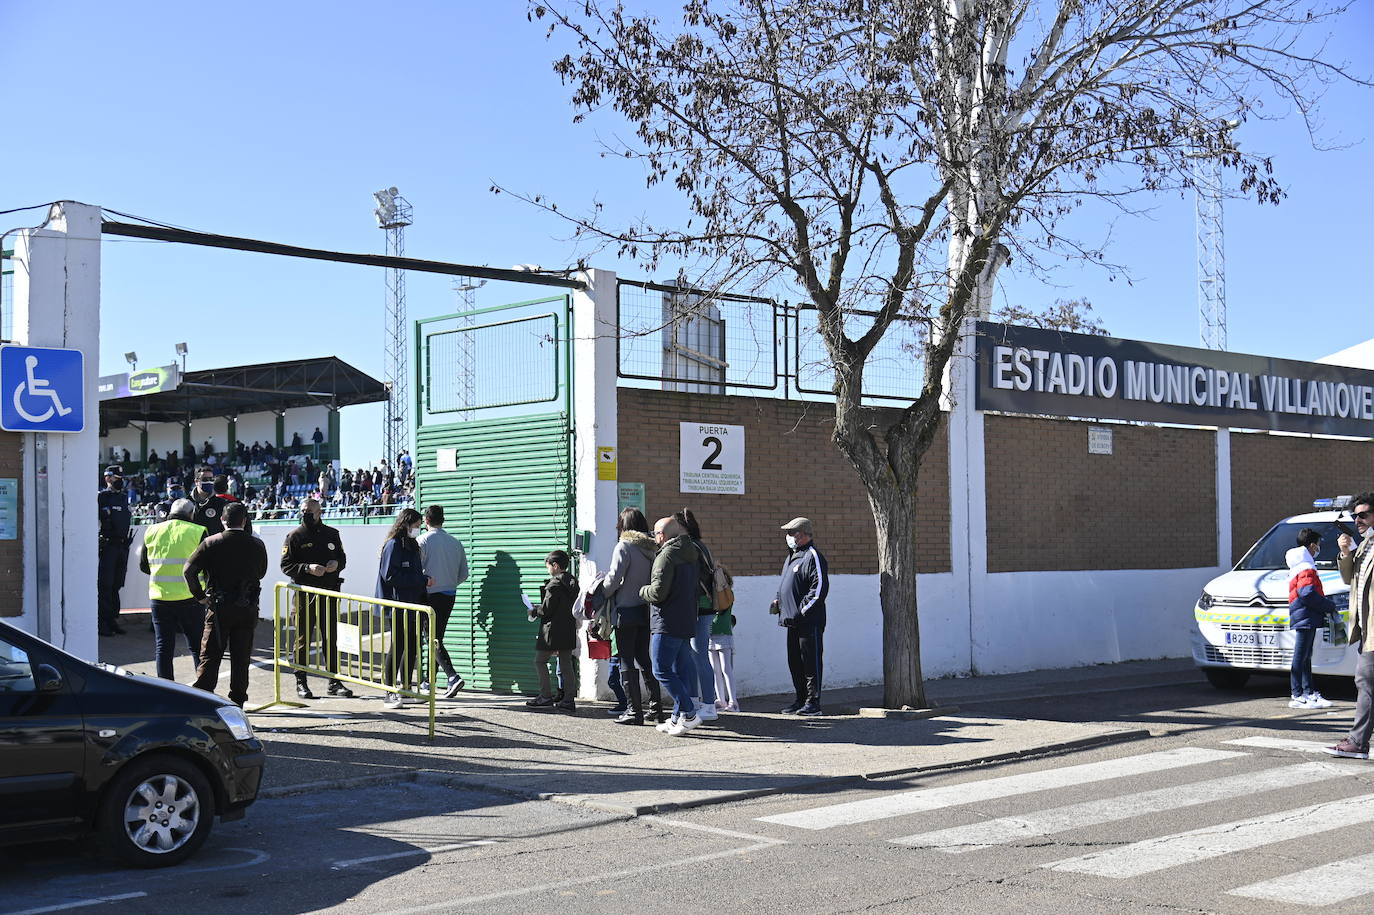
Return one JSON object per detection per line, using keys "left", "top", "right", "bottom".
{"left": 1044, "top": 792, "right": 1374, "bottom": 878}
{"left": 1223, "top": 736, "right": 1339, "bottom": 754}
{"left": 756, "top": 747, "right": 1243, "bottom": 830}
{"left": 1228, "top": 851, "right": 1374, "bottom": 906}
{"left": 891, "top": 761, "right": 1351, "bottom": 852}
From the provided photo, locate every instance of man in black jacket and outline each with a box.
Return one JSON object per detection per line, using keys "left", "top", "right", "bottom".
{"left": 97, "top": 465, "right": 134, "bottom": 636}
{"left": 187, "top": 502, "right": 267, "bottom": 708}
{"left": 280, "top": 497, "right": 352, "bottom": 699}
{"left": 774, "top": 517, "right": 829, "bottom": 716}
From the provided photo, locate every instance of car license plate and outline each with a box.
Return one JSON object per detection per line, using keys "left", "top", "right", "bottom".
{"left": 1225, "top": 631, "right": 1277, "bottom": 647}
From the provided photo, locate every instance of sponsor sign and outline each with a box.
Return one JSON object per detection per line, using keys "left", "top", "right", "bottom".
{"left": 976, "top": 322, "right": 1374, "bottom": 436}
{"left": 97, "top": 364, "right": 181, "bottom": 401}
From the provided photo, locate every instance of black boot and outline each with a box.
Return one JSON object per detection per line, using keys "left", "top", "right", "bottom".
{"left": 620, "top": 673, "right": 645, "bottom": 724}
{"left": 327, "top": 679, "right": 354, "bottom": 698}
{"left": 295, "top": 677, "right": 315, "bottom": 700}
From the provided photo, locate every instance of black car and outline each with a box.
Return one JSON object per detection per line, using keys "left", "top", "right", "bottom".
{"left": 0, "top": 619, "right": 264, "bottom": 867}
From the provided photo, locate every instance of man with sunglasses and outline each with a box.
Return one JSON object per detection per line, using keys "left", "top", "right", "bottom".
{"left": 1327, "top": 492, "right": 1374, "bottom": 760}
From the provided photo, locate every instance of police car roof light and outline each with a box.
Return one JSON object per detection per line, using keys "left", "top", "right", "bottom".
{"left": 1313, "top": 496, "right": 1354, "bottom": 510}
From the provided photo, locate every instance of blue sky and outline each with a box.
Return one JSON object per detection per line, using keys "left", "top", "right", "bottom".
{"left": 4, "top": 1, "right": 1370, "bottom": 466}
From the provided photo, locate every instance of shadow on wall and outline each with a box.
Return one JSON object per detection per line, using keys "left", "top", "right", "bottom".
{"left": 474, "top": 550, "right": 529, "bottom": 693}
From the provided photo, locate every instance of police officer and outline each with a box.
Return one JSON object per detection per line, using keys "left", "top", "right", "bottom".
{"left": 281, "top": 497, "right": 352, "bottom": 699}
{"left": 97, "top": 465, "right": 134, "bottom": 636}
{"left": 187, "top": 501, "right": 268, "bottom": 709}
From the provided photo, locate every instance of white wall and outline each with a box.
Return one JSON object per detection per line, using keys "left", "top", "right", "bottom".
{"left": 100, "top": 426, "right": 142, "bottom": 463}
{"left": 283, "top": 406, "right": 329, "bottom": 447}
{"left": 188, "top": 417, "right": 228, "bottom": 455}
{"left": 236, "top": 412, "right": 277, "bottom": 449}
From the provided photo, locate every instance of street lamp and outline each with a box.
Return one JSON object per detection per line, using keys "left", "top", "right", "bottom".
{"left": 175, "top": 342, "right": 188, "bottom": 376}
{"left": 124, "top": 352, "right": 138, "bottom": 371}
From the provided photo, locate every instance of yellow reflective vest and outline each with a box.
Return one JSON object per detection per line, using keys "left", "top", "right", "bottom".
{"left": 144, "top": 519, "right": 205, "bottom": 601}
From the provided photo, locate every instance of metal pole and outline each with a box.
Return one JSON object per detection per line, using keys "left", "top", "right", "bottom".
{"left": 34, "top": 433, "right": 49, "bottom": 643}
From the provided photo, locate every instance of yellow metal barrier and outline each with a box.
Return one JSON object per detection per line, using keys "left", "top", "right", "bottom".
{"left": 251, "top": 582, "right": 437, "bottom": 738}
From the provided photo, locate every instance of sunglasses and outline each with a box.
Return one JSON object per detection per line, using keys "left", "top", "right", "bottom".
{"left": 1355, "top": 510, "right": 1373, "bottom": 521}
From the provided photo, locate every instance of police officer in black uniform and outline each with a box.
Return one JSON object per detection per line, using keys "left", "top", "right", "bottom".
{"left": 191, "top": 470, "right": 250, "bottom": 536}
{"left": 281, "top": 497, "right": 352, "bottom": 699}
{"left": 97, "top": 465, "right": 134, "bottom": 636}
{"left": 154, "top": 477, "right": 187, "bottom": 522}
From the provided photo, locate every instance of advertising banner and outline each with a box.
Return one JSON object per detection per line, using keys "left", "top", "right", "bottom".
{"left": 97, "top": 363, "right": 181, "bottom": 401}
{"left": 975, "top": 322, "right": 1374, "bottom": 437}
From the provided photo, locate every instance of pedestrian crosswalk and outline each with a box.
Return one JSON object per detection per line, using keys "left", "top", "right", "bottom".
{"left": 755, "top": 743, "right": 1374, "bottom": 907}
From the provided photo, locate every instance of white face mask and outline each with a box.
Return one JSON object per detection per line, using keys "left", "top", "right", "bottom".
{"left": 409, "top": 526, "right": 422, "bottom": 539}
{"left": 786, "top": 535, "right": 798, "bottom": 550}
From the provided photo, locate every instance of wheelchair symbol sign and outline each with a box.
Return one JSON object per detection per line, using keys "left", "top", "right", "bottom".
{"left": 0, "top": 346, "right": 85, "bottom": 433}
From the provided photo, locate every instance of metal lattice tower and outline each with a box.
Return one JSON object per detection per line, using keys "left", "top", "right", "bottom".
{"left": 1193, "top": 119, "right": 1238, "bottom": 351}
{"left": 453, "top": 276, "right": 486, "bottom": 421}
{"left": 374, "top": 187, "right": 413, "bottom": 464}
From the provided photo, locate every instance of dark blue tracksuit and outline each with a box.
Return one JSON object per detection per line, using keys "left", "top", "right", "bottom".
{"left": 777, "top": 542, "right": 829, "bottom": 705}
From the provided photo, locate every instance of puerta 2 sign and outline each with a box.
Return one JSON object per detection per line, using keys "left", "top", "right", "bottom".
{"left": 975, "top": 322, "right": 1374, "bottom": 437}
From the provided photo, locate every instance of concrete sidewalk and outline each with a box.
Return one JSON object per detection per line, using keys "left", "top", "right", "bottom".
{"left": 100, "top": 613, "right": 1191, "bottom": 815}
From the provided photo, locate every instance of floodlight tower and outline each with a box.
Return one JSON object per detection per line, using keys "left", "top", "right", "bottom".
{"left": 1194, "top": 120, "right": 1239, "bottom": 350}
{"left": 374, "top": 187, "right": 413, "bottom": 464}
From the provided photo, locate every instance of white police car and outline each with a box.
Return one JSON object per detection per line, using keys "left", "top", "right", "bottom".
{"left": 1193, "top": 497, "right": 1354, "bottom": 690}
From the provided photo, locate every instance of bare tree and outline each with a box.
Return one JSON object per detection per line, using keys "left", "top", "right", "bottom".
{"left": 996, "top": 298, "right": 1110, "bottom": 336}
{"left": 526, "top": 0, "right": 1365, "bottom": 707}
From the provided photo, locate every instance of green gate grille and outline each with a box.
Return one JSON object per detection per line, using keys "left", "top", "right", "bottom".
{"left": 414, "top": 295, "right": 573, "bottom": 694}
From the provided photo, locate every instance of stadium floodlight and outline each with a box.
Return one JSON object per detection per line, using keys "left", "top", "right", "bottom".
{"left": 124, "top": 352, "right": 138, "bottom": 369}
{"left": 174, "top": 342, "right": 188, "bottom": 356}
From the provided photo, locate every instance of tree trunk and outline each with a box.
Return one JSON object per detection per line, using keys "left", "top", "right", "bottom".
{"left": 869, "top": 474, "right": 927, "bottom": 710}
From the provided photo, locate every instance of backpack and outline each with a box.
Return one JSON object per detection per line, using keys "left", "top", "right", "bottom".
{"left": 694, "top": 541, "right": 734, "bottom": 612}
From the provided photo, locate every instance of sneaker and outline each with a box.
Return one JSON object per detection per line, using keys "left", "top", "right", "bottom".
{"left": 695, "top": 704, "right": 718, "bottom": 721}
{"left": 418, "top": 681, "right": 432, "bottom": 696}
{"left": 1324, "top": 739, "right": 1369, "bottom": 759}
{"left": 1306, "top": 692, "right": 1333, "bottom": 709}
{"left": 606, "top": 706, "right": 630, "bottom": 717}
{"left": 797, "top": 703, "right": 824, "bottom": 716}
{"left": 1288, "top": 695, "right": 1311, "bottom": 709}
{"left": 656, "top": 717, "right": 679, "bottom": 733}
{"left": 327, "top": 679, "right": 354, "bottom": 698}
{"left": 667, "top": 714, "right": 702, "bottom": 736}
{"left": 780, "top": 701, "right": 804, "bottom": 714}
{"left": 526, "top": 695, "right": 556, "bottom": 708}
{"left": 295, "top": 680, "right": 316, "bottom": 700}
{"left": 441, "top": 678, "right": 465, "bottom": 700}
{"left": 614, "top": 712, "right": 644, "bottom": 725}
{"left": 383, "top": 692, "right": 404, "bottom": 709}
{"left": 555, "top": 699, "right": 577, "bottom": 714}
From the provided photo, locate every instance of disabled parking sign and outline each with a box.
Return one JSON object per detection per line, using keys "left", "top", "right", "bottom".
{"left": 0, "top": 345, "right": 85, "bottom": 433}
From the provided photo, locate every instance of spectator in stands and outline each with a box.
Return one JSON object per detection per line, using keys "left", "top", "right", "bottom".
{"left": 202, "top": 439, "right": 213, "bottom": 460}
{"left": 250, "top": 441, "right": 262, "bottom": 464}
{"left": 312, "top": 426, "right": 324, "bottom": 449}
{"left": 291, "top": 431, "right": 303, "bottom": 455}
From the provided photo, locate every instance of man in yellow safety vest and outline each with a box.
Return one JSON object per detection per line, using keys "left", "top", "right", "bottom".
{"left": 138, "top": 498, "right": 207, "bottom": 681}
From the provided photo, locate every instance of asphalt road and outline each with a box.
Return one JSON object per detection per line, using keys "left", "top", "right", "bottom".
{"left": 6, "top": 675, "right": 1371, "bottom": 915}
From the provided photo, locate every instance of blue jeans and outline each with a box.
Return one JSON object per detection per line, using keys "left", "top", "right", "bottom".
{"left": 1291, "top": 627, "right": 1318, "bottom": 697}
{"left": 692, "top": 615, "right": 717, "bottom": 705}
{"left": 650, "top": 633, "right": 698, "bottom": 719}
{"left": 151, "top": 598, "right": 206, "bottom": 681}
{"left": 607, "top": 656, "right": 628, "bottom": 708}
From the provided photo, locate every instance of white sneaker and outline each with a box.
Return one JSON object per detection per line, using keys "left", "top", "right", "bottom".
{"left": 384, "top": 692, "right": 405, "bottom": 709}
{"left": 1306, "top": 692, "right": 1333, "bottom": 708}
{"left": 1288, "top": 696, "right": 1311, "bottom": 709}
{"left": 656, "top": 717, "right": 678, "bottom": 733}
{"left": 695, "top": 705, "right": 718, "bottom": 721}
{"left": 668, "top": 714, "right": 703, "bottom": 735}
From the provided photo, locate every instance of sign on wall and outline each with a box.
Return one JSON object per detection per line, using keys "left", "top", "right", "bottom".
{"left": 618, "top": 482, "right": 645, "bottom": 513}
{"left": 0, "top": 345, "right": 85, "bottom": 433}
{"left": 976, "top": 322, "right": 1374, "bottom": 437}
{"left": 680, "top": 422, "right": 745, "bottom": 494}
{"left": 0, "top": 478, "right": 16, "bottom": 539}
{"left": 96, "top": 363, "right": 181, "bottom": 401}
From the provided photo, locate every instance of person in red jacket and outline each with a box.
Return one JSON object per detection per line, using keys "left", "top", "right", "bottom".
{"left": 1287, "top": 528, "right": 1337, "bottom": 709}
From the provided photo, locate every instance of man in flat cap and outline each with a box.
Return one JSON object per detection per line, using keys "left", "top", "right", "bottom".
{"left": 772, "top": 517, "right": 829, "bottom": 715}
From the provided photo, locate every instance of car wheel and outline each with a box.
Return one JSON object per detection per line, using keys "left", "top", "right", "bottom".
{"left": 1203, "top": 667, "right": 1251, "bottom": 690}
{"left": 98, "top": 754, "right": 216, "bottom": 868}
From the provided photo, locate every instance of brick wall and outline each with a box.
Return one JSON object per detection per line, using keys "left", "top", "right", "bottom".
{"left": 983, "top": 415, "right": 1216, "bottom": 572}
{"left": 1230, "top": 433, "right": 1373, "bottom": 564}
{"left": 0, "top": 433, "right": 21, "bottom": 616}
{"left": 616, "top": 388, "right": 951, "bottom": 576}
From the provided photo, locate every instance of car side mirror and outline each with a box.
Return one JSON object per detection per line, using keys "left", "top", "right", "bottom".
{"left": 35, "top": 664, "right": 63, "bottom": 692}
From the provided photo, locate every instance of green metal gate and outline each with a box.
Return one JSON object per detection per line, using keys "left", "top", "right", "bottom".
{"left": 414, "top": 295, "right": 573, "bottom": 693}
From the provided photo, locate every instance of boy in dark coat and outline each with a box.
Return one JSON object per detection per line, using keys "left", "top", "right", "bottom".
{"left": 527, "top": 550, "right": 579, "bottom": 712}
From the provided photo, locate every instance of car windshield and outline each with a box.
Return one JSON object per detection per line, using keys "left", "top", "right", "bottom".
{"left": 1236, "top": 521, "right": 1351, "bottom": 571}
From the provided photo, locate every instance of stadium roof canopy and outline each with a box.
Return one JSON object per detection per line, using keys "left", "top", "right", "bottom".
{"left": 100, "top": 356, "right": 388, "bottom": 431}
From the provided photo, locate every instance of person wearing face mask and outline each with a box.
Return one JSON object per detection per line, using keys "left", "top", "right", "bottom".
{"left": 154, "top": 478, "right": 188, "bottom": 522}
{"left": 97, "top": 465, "right": 135, "bottom": 636}
{"left": 281, "top": 496, "right": 352, "bottom": 700}
{"left": 772, "top": 517, "right": 829, "bottom": 716}
{"left": 191, "top": 471, "right": 249, "bottom": 536}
